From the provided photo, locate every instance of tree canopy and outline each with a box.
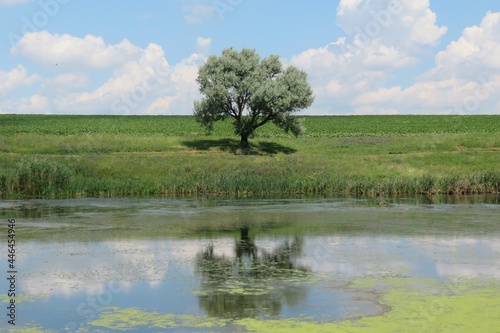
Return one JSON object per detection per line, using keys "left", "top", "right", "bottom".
{"left": 194, "top": 48, "right": 314, "bottom": 148}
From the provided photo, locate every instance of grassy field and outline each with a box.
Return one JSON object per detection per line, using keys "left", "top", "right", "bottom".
{"left": 0, "top": 114, "right": 499, "bottom": 198}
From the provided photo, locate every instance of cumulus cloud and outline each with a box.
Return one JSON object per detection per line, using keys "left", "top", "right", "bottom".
{"left": 143, "top": 53, "right": 204, "bottom": 115}
{"left": 54, "top": 42, "right": 170, "bottom": 113}
{"left": 11, "top": 31, "right": 142, "bottom": 69}
{"left": 353, "top": 11, "right": 500, "bottom": 114}
{"left": 40, "top": 73, "right": 90, "bottom": 95}
{"left": 290, "top": 0, "right": 447, "bottom": 114}
{"left": 196, "top": 37, "right": 212, "bottom": 54}
{"left": 4, "top": 31, "right": 205, "bottom": 115}
{"left": 425, "top": 11, "right": 500, "bottom": 80}
{"left": 336, "top": 0, "right": 363, "bottom": 16}
{"left": 2, "top": 94, "right": 49, "bottom": 114}
{"left": 4, "top": 4, "right": 500, "bottom": 115}
{"left": 290, "top": 1, "right": 500, "bottom": 115}
{"left": 0, "top": 65, "right": 39, "bottom": 95}
{"left": 336, "top": 0, "right": 446, "bottom": 48}
{"left": 353, "top": 77, "right": 500, "bottom": 114}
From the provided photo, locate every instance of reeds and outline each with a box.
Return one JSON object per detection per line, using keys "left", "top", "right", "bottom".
{"left": 1, "top": 157, "right": 499, "bottom": 198}
{"left": 1, "top": 157, "right": 72, "bottom": 198}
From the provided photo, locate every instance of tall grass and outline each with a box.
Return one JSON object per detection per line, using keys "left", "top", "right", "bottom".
{"left": 1, "top": 156, "right": 499, "bottom": 198}
{"left": 0, "top": 157, "right": 73, "bottom": 197}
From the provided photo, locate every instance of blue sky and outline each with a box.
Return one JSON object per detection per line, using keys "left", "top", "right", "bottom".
{"left": 1, "top": 0, "right": 499, "bottom": 115}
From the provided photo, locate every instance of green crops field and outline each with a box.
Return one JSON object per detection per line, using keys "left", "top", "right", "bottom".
{"left": 1, "top": 114, "right": 499, "bottom": 136}
{"left": 0, "top": 114, "right": 499, "bottom": 198}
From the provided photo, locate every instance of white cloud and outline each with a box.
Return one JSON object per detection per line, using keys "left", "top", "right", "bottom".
{"left": 336, "top": 0, "right": 446, "bottom": 48}
{"left": 144, "top": 53, "right": 205, "bottom": 115}
{"left": 354, "top": 79, "right": 469, "bottom": 108}
{"left": 426, "top": 11, "right": 500, "bottom": 80}
{"left": 4, "top": 31, "right": 205, "bottom": 115}
{"left": 4, "top": 6, "right": 499, "bottom": 116}
{"left": 196, "top": 37, "right": 212, "bottom": 54}
{"left": 40, "top": 73, "right": 89, "bottom": 96}
{"left": 2, "top": 94, "right": 49, "bottom": 114}
{"left": 290, "top": 2, "right": 500, "bottom": 115}
{"left": 11, "top": 31, "right": 142, "bottom": 69}
{"left": 54, "top": 42, "right": 171, "bottom": 113}
{"left": 354, "top": 77, "right": 500, "bottom": 114}
{"left": 353, "top": 11, "right": 500, "bottom": 114}
{"left": 144, "top": 96, "right": 180, "bottom": 115}
{"left": 336, "top": 0, "right": 363, "bottom": 16}
{"left": 0, "top": 65, "right": 39, "bottom": 95}
{"left": 290, "top": 0, "right": 447, "bottom": 114}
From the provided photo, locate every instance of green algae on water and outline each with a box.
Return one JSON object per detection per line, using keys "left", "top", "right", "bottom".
{"left": 0, "top": 293, "right": 48, "bottom": 304}
{"left": 83, "top": 278, "right": 500, "bottom": 332}
{"left": 236, "top": 278, "right": 500, "bottom": 333}
{"left": 89, "top": 307, "right": 229, "bottom": 330}
{"left": 3, "top": 327, "right": 57, "bottom": 333}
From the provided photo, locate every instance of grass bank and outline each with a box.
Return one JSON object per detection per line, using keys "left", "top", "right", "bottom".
{"left": 0, "top": 115, "right": 499, "bottom": 198}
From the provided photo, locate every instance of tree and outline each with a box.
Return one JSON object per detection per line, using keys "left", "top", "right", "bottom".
{"left": 194, "top": 48, "right": 314, "bottom": 148}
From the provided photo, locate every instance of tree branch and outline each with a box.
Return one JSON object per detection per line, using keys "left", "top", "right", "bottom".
{"left": 252, "top": 110, "right": 273, "bottom": 131}
{"left": 226, "top": 97, "right": 238, "bottom": 119}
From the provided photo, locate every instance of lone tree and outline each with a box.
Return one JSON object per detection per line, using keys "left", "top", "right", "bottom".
{"left": 194, "top": 48, "right": 314, "bottom": 148}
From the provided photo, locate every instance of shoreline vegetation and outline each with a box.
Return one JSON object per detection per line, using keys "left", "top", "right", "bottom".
{"left": 0, "top": 114, "right": 499, "bottom": 199}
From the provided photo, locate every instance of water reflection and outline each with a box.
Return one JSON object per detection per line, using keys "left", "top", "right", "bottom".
{"left": 196, "top": 227, "right": 310, "bottom": 318}
{"left": 0, "top": 196, "right": 499, "bottom": 331}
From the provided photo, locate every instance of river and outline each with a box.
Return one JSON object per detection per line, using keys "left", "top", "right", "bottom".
{"left": 1, "top": 196, "right": 499, "bottom": 332}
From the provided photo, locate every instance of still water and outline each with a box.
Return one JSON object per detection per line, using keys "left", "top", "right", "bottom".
{"left": 1, "top": 196, "right": 499, "bottom": 332}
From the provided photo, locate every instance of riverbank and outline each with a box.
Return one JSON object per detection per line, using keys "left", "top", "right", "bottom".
{"left": 1, "top": 115, "right": 499, "bottom": 198}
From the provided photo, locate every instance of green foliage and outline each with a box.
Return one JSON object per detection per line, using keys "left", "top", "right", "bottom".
{"left": 193, "top": 48, "right": 313, "bottom": 145}
{"left": 0, "top": 157, "right": 73, "bottom": 197}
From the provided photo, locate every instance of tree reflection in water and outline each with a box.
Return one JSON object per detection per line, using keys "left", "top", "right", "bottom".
{"left": 195, "top": 226, "right": 310, "bottom": 319}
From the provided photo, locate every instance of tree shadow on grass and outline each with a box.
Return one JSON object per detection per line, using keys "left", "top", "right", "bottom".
{"left": 181, "top": 138, "right": 297, "bottom": 155}
{"left": 256, "top": 141, "right": 297, "bottom": 155}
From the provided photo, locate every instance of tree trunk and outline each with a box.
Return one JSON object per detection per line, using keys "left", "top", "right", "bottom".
{"left": 240, "top": 134, "right": 249, "bottom": 148}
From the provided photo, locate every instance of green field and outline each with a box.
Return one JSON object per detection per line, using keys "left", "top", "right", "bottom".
{"left": 1, "top": 114, "right": 500, "bottom": 136}
{"left": 0, "top": 114, "right": 499, "bottom": 198}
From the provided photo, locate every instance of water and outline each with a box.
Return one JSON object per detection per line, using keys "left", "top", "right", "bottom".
{"left": 1, "top": 196, "right": 499, "bottom": 332}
